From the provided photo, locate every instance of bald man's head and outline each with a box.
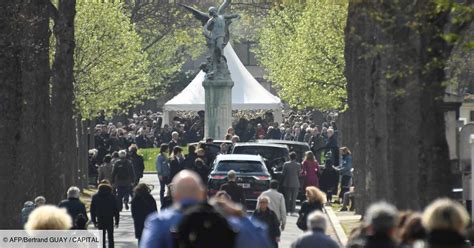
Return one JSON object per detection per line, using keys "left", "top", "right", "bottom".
{"left": 171, "top": 170, "right": 206, "bottom": 202}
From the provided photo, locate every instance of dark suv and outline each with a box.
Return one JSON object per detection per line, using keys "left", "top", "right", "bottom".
{"left": 208, "top": 154, "right": 271, "bottom": 208}
{"left": 231, "top": 143, "right": 289, "bottom": 179}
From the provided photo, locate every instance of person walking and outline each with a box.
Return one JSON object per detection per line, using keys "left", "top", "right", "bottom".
{"left": 421, "top": 199, "right": 471, "bottom": 248}
{"left": 169, "top": 146, "right": 185, "bottom": 181}
{"left": 131, "top": 183, "right": 157, "bottom": 244}
{"left": 300, "top": 151, "right": 320, "bottom": 189}
{"left": 90, "top": 182, "right": 120, "bottom": 248}
{"left": 335, "top": 147, "right": 352, "bottom": 202}
{"left": 129, "top": 145, "right": 145, "bottom": 185}
{"left": 155, "top": 144, "right": 170, "bottom": 206}
{"left": 297, "top": 186, "right": 325, "bottom": 231}
{"left": 281, "top": 152, "right": 301, "bottom": 216}
{"left": 58, "top": 186, "right": 88, "bottom": 229}
{"left": 291, "top": 211, "right": 339, "bottom": 248}
{"left": 98, "top": 154, "right": 114, "bottom": 184}
{"left": 25, "top": 206, "right": 72, "bottom": 230}
{"left": 112, "top": 150, "right": 136, "bottom": 211}
{"left": 251, "top": 196, "right": 281, "bottom": 248}
{"left": 261, "top": 180, "right": 287, "bottom": 231}
{"left": 183, "top": 145, "right": 197, "bottom": 170}
{"left": 220, "top": 170, "right": 246, "bottom": 206}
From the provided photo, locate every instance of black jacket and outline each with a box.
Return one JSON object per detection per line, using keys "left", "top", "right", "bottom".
{"left": 58, "top": 197, "right": 88, "bottom": 229}
{"left": 184, "top": 153, "right": 197, "bottom": 170}
{"left": 220, "top": 181, "right": 246, "bottom": 206}
{"left": 252, "top": 209, "right": 281, "bottom": 238}
{"left": 169, "top": 157, "right": 185, "bottom": 181}
{"left": 194, "top": 159, "right": 209, "bottom": 185}
{"left": 424, "top": 230, "right": 471, "bottom": 248}
{"left": 130, "top": 153, "right": 145, "bottom": 180}
{"left": 131, "top": 193, "right": 157, "bottom": 239}
{"left": 347, "top": 234, "right": 399, "bottom": 248}
{"left": 90, "top": 184, "right": 119, "bottom": 229}
{"left": 298, "top": 201, "right": 323, "bottom": 231}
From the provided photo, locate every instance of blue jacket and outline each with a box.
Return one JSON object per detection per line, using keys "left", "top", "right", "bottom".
{"left": 155, "top": 154, "right": 170, "bottom": 177}
{"left": 340, "top": 155, "right": 352, "bottom": 177}
{"left": 139, "top": 199, "right": 197, "bottom": 248}
{"left": 227, "top": 216, "right": 273, "bottom": 248}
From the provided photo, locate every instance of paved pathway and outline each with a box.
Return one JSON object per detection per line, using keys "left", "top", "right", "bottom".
{"left": 91, "top": 174, "right": 339, "bottom": 248}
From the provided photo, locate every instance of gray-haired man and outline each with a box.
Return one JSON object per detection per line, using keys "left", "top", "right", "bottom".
{"left": 291, "top": 211, "right": 339, "bottom": 248}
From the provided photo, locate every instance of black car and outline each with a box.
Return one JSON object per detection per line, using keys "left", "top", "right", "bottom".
{"left": 208, "top": 154, "right": 271, "bottom": 208}
{"left": 256, "top": 139, "right": 310, "bottom": 162}
{"left": 231, "top": 143, "right": 289, "bottom": 179}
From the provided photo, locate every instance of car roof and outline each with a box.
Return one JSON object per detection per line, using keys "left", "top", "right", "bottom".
{"left": 256, "top": 139, "right": 310, "bottom": 148}
{"left": 232, "top": 142, "right": 289, "bottom": 149}
{"left": 215, "top": 154, "right": 264, "bottom": 162}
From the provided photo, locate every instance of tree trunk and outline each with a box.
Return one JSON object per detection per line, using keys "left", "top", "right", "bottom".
{"left": 344, "top": 0, "right": 453, "bottom": 212}
{"left": 0, "top": 0, "right": 51, "bottom": 228}
{"left": 50, "top": 0, "right": 77, "bottom": 203}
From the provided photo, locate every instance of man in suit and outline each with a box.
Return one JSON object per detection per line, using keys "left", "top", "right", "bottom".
{"left": 282, "top": 152, "right": 301, "bottom": 216}
{"left": 220, "top": 170, "right": 246, "bottom": 206}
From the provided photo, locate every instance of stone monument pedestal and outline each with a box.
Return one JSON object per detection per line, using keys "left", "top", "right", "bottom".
{"left": 203, "top": 72, "right": 234, "bottom": 140}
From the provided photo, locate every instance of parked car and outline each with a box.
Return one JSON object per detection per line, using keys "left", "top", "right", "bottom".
{"left": 208, "top": 154, "right": 271, "bottom": 208}
{"left": 256, "top": 139, "right": 310, "bottom": 162}
{"left": 230, "top": 143, "right": 289, "bottom": 180}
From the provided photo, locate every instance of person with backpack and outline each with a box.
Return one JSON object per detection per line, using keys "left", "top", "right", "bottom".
{"left": 131, "top": 183, "right": 157, "bottom": 244}
{"left": 129, "top": 145, "right": 145, "bottom": 185}
{"left": 112, "top": 150, "right": 136, "bottom": 211}
{"left": 58, "top": 186, "right": 88, "bottom": 229}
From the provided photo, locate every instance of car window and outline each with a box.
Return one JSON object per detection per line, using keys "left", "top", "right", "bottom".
{"left": 216, "top": 160, "right": 265, "bottom": 173}
{"left": 287, "top": 145, "right": 309, "bottom": 161}
{"left": 233, "top": 146, "right": 289, "bottom": 161}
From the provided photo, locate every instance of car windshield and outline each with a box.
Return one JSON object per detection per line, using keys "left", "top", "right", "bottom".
{"left": 216, "top": 160, "right": 265, "bottom": 173}
{"left": 233, "top": 146, "right": 288, "bottom": 161}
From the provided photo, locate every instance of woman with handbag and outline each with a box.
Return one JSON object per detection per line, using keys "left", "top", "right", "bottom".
{"left": 297, "top": 186, "right": 326, "bottom": 231}
{"left": 300, "top": 151, "right": 320, "bottom": 189}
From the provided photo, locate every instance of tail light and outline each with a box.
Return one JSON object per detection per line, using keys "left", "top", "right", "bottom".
{"left": 253, "top": 176, "right": 270, "bottom": 180}
{"left": 210, "top": 175, "right": 226, "bottom": 180}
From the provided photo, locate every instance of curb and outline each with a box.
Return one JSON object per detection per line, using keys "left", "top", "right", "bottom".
{"left": 144, "top": 171, "right": 157, "bottom": 174}
{"left": 324, "top": 206, "right": 348, "bottom": 246}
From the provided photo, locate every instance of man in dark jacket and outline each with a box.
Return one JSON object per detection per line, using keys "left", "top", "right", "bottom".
{"left": 112, "top": 150, "right": 136, "bottom": 211}
{"left": 91, "top": 182, "right": 119, "bottom": 248}
{"left": 58, "top": 186, "right": 88, "bottom": 229}
{"left": 128, "top": 145, "right": 144, "bottom": 185}
{"left": 183, "top": 145, "right": 197, "bottom": 170}
{"left": 220, "top": 170, "right": 246, "bottom": 206}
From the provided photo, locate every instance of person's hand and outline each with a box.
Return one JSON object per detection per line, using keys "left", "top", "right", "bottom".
{"left": 281, "top": 224, "right": 285, "bottom": 231}
{"left": 276, "top": 237, "right": 280, "bottom": 243}
{"left": 115, "top": 223, "right": 119, "bottom": 228}
{"left": 159, "top": 175, "right": 163, "bottom": 181}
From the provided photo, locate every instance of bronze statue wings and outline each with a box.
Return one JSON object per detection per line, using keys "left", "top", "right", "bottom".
{"left": 178, "top": 4, "right": 209, "bottom": 26}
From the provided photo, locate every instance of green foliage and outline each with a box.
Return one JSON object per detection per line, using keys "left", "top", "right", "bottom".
{"left": 74, "top": 2, "right": 151, "bottom": 119}
{"left": 125, "top": 1, "right": 204, "bottom": 96}
{"left": 255, "top": 0, "right": 348, "bottom": 110}
{"left": 139, "top": 147, "right": 189, "bottom": 172}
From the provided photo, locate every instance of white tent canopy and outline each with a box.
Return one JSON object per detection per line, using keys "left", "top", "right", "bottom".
{"left": 163, "top": 43, "right": 282, "bottom": 124}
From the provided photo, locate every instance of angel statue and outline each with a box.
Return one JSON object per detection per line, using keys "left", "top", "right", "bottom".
{"left": 180, "top": 0, "right": 240, "bottom": 78}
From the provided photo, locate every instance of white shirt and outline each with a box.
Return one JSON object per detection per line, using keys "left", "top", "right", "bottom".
{"left": 261, "top": 189, "right": 287, "bottom": 225}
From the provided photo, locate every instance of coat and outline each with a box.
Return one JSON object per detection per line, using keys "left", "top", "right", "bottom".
{"left": 251, "top": 209, "right": 281, "bottom": 239}
{"left": 155, "top": 153, "right": 170, "bottom": 178}
{"left": 282, "top": 161, "right": 301, "bottom": 188}
{"left": 98, "top": 162, "right": 113, "bottom": 183}
{"left": 291, "top": 229, "right": 339, "bottom": 248}
{"left": 111, "top": 158, "right": 136, "bottom": 187}
{"left": 169, "top": 156, "right": 185, "bottom": 181}
{"left": 130, "top": 153, "right": 145, "bottom": 180}
{"left": 220, "top": 181, "right": 246, "bottom": 206}
{"left": 90, "top": 184, "right": 119, "bottom": 229}
{"left": 298, "top": 201, "right": 323, "bottom": 231}
{"left": 261, "top": 189, "right": 286, "bottom": 226}
{"left": 58, "top": 197, "right": 88, "bottom": 229}
{"left": 422, "top": 230, "right": 471, "bottom": 248}
{"left": 131, "top": 193, "right": 157, "bottom": 239}
{"left": 301, "top": 160, "right": 320, "bottom": 188}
